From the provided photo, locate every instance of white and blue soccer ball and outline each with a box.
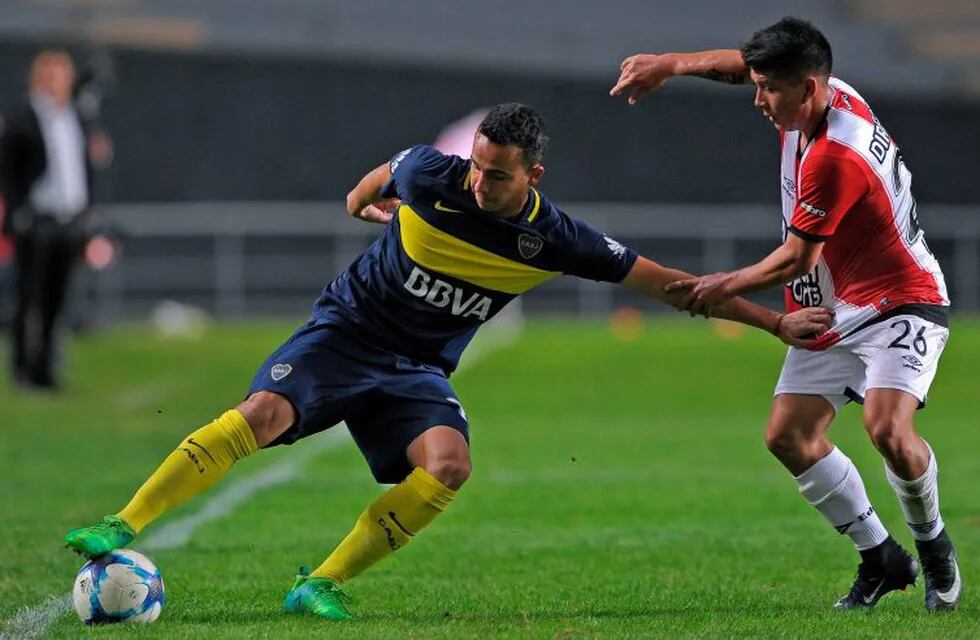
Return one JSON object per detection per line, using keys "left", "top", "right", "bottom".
{"left": 72, "top": 549, "right": 165, "bottom": 624}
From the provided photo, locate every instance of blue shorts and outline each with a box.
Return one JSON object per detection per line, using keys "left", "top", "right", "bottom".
{"left": 247, "top": 320, "right": 469, "bottom": 483}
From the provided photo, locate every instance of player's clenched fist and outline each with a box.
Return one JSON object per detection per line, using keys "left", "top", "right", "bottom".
{"left": 776, "top": 307, "right": 835, "bottom": 348}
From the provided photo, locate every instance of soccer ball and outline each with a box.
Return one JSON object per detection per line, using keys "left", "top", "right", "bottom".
{"left": 72, "top": 549, "right": 165, "bottom": 624}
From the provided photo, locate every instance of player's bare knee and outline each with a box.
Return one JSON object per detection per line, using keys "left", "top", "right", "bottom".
{"left": 864, "top": 414, "right": 911, "bottom": 459}
{"left": 236, "top": 392, "right": 295, "bottom": 447}
{"left": 424, "top": 456, "right": 471, "bottom": 490}
{"left": 764, "top": 421, "right": 801, "bottom": 460}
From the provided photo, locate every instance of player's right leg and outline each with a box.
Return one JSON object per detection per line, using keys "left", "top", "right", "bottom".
{"left": 858, "top": 315, "right": 959, "bottom": 611}
{"left": 64, "top": 392, "right": 294, "bottom": 558}
{"left": 864, "top": 390, "right": 960, "bottom": 612}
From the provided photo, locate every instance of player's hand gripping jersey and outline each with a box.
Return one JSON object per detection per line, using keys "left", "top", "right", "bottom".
{"left": 313, "top": 145, "right": 637, "bottom": 372}
{"left": 780, "top": 78, "right": 949, "bottom": 349}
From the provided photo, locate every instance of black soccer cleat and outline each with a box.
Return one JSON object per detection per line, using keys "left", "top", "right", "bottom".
{"left": 834, "top": 536, "right": 919, "bottom": 610}
{"left": 916, "top": 529, "right": 962, "bottom": 612}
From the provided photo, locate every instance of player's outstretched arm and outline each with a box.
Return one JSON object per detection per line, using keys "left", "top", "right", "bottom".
{"left": 665, "top": 235, "right": 823, "bottom": 317}
{"left": 610, "top": 49, "right": 750, "bottom": 104}
{"left": 622, "top": 256, "right": 831, "bottom": 347}
{"left": 346, "top": 162, "right": 400, "bottom": 224}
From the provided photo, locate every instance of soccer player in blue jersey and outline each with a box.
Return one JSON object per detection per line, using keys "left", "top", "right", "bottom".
{"left": 65, "top": 103, "right": 830, "bottom": 620}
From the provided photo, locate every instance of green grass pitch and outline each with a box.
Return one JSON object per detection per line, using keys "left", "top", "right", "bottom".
{"left": 1, "top": 318, "right": 977, "bottom": 638}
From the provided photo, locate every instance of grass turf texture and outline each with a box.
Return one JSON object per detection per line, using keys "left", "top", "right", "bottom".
{"left": 1, "top": 319, "right": 978, "bottom": 639}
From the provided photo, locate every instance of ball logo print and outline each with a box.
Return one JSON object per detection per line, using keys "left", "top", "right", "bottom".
{"left": 271, "top": 363, "right": 293, "bottom": 381}
{"left": 72, "top": 549, "right": 165, "bottom": 624}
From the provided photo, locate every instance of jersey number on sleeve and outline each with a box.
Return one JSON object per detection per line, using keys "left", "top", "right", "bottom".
{"left": 892, "top": 150, "right": 930, "bottom": 249}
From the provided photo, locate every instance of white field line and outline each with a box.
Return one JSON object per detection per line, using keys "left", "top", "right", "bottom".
{"left": 0, "top": 596, "right": 71, "bottom": 640}
{"left": 113, "top": 379, "right": 180, "bottom": 412}
{"left": 0, "top": 325, "right": 521, "bottom": 640}
{"left": 139, "top": 428, "right": 347, "bottom": 551}
{"left": 0, "top": 430, "right": 348, "bottom": 640}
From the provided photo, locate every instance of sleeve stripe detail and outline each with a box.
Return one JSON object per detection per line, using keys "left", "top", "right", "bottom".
{"left": 787, "top": 225, "right": 829, "bottom": 243}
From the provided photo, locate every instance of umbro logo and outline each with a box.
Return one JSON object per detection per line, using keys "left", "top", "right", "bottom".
{"left": 782, "top": 177, "right": 796, "bottom": 199}
{"left": 434, "top": 200, "right": 463, "bottom": 213}
{"left": 908, "top": 518, "right": 937, "bottom": 534}
{"left": 903, "top": 355, "right": 924, "bottom": 368}
{"left": 902, "top": 354, "right": 923, "bottom": 372}
{"left": 835, "top": 507, "right": 874, "bottom": 535}
{"left": 800, "top": 200, "right": 827, "bottom": 218}
{"left": 517, "top": 234, "right": 543, "bottom": 259}
{"left": 270, "top": 363, "right": 292, "bottom": 381}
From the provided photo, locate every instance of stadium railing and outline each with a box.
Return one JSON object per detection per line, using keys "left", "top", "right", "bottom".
{"left": 78, "top": 202, "right": 980, "bottom": 321}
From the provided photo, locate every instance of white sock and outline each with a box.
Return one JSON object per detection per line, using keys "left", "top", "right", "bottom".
{"left": 885, "top": 441, "right": 944, "bottom": 542}
{"left": 795, "top": 447, "right": 890, "bottom": 551}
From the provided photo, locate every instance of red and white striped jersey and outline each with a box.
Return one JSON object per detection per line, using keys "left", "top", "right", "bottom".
{"left": 779, "top": 77, "right": 949, "bottom": 349}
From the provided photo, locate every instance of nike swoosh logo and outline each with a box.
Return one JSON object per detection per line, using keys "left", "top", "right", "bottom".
{"left": 434, "top": 200, "right": 463, "bottom": 213}
{"left": 935, "top": 561, "right": 961, "bottom": 603}
{"left": 862, "top": 579, "right": 886, "bottom": 605}
{"left": 187, "top": 438, "right": 217, "bottom": 464}
{"left": 387, "top": 511, "right": 415, "bottom": 537}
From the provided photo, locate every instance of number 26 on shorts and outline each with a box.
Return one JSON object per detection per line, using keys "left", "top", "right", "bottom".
{"left": 888, "top": 319, "right": 928, "bottom": 356}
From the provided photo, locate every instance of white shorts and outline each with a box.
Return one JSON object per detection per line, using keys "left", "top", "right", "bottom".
{"left": 774, "top": 313, "right": 949, "bottom": 413}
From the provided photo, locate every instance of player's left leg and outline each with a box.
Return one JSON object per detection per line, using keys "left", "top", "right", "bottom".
{"left": 860, "top": 313, "right": 958, "bottom": 611}
{"left": 864, "top": 389, "right": 960, "bottom": 611}
{"left": 285, "top": 426, "right": 467, "bottom": 620}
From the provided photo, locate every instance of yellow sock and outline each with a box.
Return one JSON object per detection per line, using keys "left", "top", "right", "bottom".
{"left": 311, "top": 467, "right": 457, "bottom": 583}
{"left": 117, "top": 409, "right": 257, "bottom": 532}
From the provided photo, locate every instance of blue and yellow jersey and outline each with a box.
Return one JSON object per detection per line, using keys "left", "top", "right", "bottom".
{"left": 312, "top": 145, "right": 638, "bottom": 373}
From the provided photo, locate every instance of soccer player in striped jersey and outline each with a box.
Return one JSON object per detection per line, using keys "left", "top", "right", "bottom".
{"left": 64, "top": 103, "right": 828, "bottom": 620}
{"left": 611, "top": 18, "right": 959, "bottom": 612}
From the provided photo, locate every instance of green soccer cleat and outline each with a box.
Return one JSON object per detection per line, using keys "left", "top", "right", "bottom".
{"left": 283, "top": 567, "right": 353, "bottom": 621}
{"left": 64, "top": 515, "right": 136, "bottom": 559}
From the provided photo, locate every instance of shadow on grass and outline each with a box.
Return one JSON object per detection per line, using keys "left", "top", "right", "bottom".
{"left": 167, "top": 608, "right": 287, "bottom": 625}
{"left": 351, "top": 604, "right": 801, "bottom": 624}
{"left": 169, "top": 603, "right": 798, "bottom": 626}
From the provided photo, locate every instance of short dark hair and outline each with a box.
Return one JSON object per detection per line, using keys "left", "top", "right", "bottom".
{"left": 740, "top": 17, "right": 832, "bottom": 82}
{"left": 478, "top": 103, "right": 549, "bottom": 167}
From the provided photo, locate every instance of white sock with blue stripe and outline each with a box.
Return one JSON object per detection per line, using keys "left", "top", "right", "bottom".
{"left": 885, "top": 441, "right": 944, "bottom": 542}
{"left": 796, "top": 447, "right": 890, "bottom": 551}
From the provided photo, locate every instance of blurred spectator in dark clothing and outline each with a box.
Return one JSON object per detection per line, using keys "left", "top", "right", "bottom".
{"left": 0, "top": 49, "right": 112, "bottom": 390}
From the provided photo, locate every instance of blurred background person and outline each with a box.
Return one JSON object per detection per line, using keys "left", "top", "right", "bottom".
{"left": 0, "top": 49, "right": 112, "bottom": 390}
